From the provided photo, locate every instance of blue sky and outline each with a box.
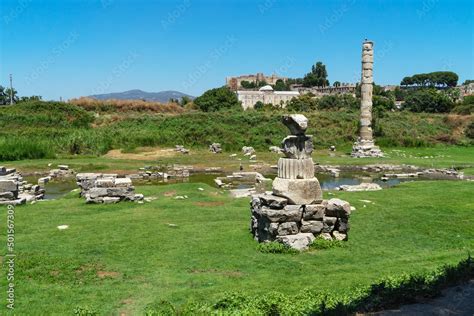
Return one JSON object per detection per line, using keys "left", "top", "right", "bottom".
{"left": 1, "top": 0, "right": 473, "bottom": 100}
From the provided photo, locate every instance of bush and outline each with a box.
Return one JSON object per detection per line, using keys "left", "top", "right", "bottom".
{"left": 404, "top": 89, "right": 453, "bottom": 113}
{"left": 310, "top": 236, "right": 347, "bottom": 250}
{"left": 286, "top": 94, "right": 318, "bottom": 111}
{"left": 466, "top": 122, "right": 474, "bottom": 139}
{"left": 70, "top": 97, "right": 185, "bottom": 114}
{"left": 318, "top": 94, "right": 359, "bottom": 110}
{"left": 256, "top": 242, "right": 298, "bottom": 254}
{"left": 194, "top": 87, "right": 241, "bottom": 112}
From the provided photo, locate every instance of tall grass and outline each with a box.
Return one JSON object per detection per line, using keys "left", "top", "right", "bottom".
{"left": 69, "top": 97, "right": 186, "bottom": 113}
{"left": 0, "top": 137, "right": 54, "bottom": 161}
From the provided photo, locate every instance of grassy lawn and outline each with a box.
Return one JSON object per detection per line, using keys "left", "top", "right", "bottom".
{"left": 0, "top": 180, "right": 472, "bottom": 314}
{"left": 3, "top": 145, "right": 473, "bottom": 175}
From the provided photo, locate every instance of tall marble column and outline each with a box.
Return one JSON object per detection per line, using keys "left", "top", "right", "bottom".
{"left": 352, "top": 40, "right": 383, "bottom": 158}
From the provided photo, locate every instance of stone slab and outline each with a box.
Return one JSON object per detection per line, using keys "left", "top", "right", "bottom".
{"left": 272, "top": 177, "right": 322, "bottom": 205}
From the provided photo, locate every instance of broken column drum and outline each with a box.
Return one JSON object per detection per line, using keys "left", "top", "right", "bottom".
{"left": 250, "top": 114, "right": 352, "bottom": 250}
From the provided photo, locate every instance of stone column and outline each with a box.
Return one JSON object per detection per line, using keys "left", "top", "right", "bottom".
{"left": 352, "top": 40, "right": 383, "bottom": 158}
{"left": 360, "top": 40, "right": 374, "bottom": 141}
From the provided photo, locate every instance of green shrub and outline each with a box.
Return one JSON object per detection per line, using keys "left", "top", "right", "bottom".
{"left": 310, "top": 236, "right": 347, "bottom": 250}
{"left": 256, "top": 242, "right": 298, "bottom": 254}
{"left": 404, "top": 89, "right": 454, "bottom": 113}
{"left": 194, "top": 87, "right": 241, "bottom": 112}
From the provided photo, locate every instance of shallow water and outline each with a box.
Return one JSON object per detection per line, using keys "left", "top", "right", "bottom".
{"left": 24, "top": 172, "right": 418, "bottom": 200}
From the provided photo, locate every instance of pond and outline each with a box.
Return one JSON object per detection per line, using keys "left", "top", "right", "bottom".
{"left": 25, "top": 171, "right": 419, "bottom": 200}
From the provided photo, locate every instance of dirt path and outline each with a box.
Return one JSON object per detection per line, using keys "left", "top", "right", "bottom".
{"left": 368, "top": 280, "right": 474, "bottom": 315}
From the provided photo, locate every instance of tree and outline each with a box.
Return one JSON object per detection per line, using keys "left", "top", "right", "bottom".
{"left": 0, "top": 86, "right": 18, "bottom": 105}
{"left": 180, "top": 96, "right": 192, "bottom": 107}
{"left": 303, "top": 61, "right": 329, "bottom": 87}
{"left": 333, "top": 81, "right": 341, "bottom": 87}
{"left": 318, "top": 94, "right": 359, "bottom": 110}
{"left": 286, "top": 94, "right": 318, "bottom": 112}
{"left": 240, "top": 80, "right": 256, "bottom": 89}
{"left": 462, "top": 79, "right": 474, "bottom": 85}
{"left": 273, "top": 79, "right": 289, "bottom": 91}
{"left": 404, "top": 88, "right": 453, "bottom": 113}
{"left": 194, "top": 86, "right": 241, "bottom": 112}
{"left": 19, "top": 95, "right": 42, "bottom": 103}
{"left": 254, "top": 101, "right": 264, "bottom": 110}
{"left": 400, "top": 71, "right": 458, "bottom": 88}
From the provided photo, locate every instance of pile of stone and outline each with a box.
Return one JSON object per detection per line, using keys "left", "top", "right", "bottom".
{"left": 242, "top": 146, "right": 255, "bottom": 155}
{"left": 250, "top": 115, "right": 352, "bottom": 251}
{"left": 76, "top": 173, "right": 144, "bottom": 204}
{"left": 0, "top": 167, "right": 45, "bottom": 205}
{"left": 174, "top": 145, "right": 189, "bottom": 154}
{"left": 215, "top": 171, "right": 272, "bottom": 198}
{"left": 48, "top": 165, "right": 75, "bottom": 179}
{"left": 209, "top": 143, "right": 222, "bottom": 154}
{"left": 337, "top": 183, "right": 382, "bottom": 191}
{"left": 269, "top": 145, "right": 283, "bottom": 153}
{"left": 128, "top": 165, "right": 191, "bottom": 182}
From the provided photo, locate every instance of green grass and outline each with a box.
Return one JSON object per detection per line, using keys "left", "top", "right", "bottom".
{"left": 0, "top": 102, "right": 472, "bottom": 161}
{"left": 3, "top": 146, "right": 473, "bottom": 175}
{"left": 0, "top": 180, "right": 472, "bottom": 314}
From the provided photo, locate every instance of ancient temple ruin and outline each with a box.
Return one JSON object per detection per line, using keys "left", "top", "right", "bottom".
{"left": 250, "top": 115, "right": 352, "bottom": 250}
{"left": 352, "top": 40, "right": 383, "bottom": 158}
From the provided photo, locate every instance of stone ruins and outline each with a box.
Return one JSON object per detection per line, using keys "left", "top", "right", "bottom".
{"left": 0, "top": 167, "right": 45, "bottom": 205}
{"left": 76, "top": 173, "right": 144, "bottom": 204}
{"left": 250, "top": 114, "right": 352, "bottom": 250}
{"left": 352, "top": 40, "right": 384, "bottom": 158}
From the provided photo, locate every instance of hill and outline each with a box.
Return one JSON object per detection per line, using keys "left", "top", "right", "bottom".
{"left": 88, "top": 89, "right": 194, "bottom": 102}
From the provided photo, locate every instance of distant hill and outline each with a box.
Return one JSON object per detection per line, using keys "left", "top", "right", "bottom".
{"left": 88, "top": 89, "right": 194, "bottom": 103}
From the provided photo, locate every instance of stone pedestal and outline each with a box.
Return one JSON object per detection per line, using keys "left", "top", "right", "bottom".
{"left": 250, "top": 114, "right": 352, "bottom": 251}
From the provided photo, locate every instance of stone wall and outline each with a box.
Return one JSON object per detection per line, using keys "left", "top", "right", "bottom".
{"left": 0, "top": 167, "right": 45, "bottom": 205}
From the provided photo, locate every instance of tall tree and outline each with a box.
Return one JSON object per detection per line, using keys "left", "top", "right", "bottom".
{"left": 303, "top": 61, "right": 329, "bottom": 87}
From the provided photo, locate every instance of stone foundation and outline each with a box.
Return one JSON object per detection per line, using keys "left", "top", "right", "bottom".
{"left": 250, "top": 114, "right": 352, "bottom": 251}
{"left": 76, "top": 173, "right": 144, "bottom": 203}
{"left": 0, "top": 167, "right": 45, "bottom": 205}
{"left": 251, "top": 195, "right": 350, "bottom": 250}
{"left": 351, "top": 139, "right": 384, "bottom": 158}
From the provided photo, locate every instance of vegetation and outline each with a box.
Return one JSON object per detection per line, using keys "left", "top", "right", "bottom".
{"left": 303, "top": 61, "right": 330, "bottom": 87}
{"left": 0, "top": 85, "right": 18, "bottom": 105}
{"left": 452, "top": 95, "right": 474, "bottom": 115}
{"left": 404, "top": 89, "right": 454, "bottom": 113}
{"left": 400, "top": 71, "right": 459, "bottom": 88}
{"left": 0, "top": 101, "right": 472, "bottom": 161}
{"left": 240, "top": 80, "right": 267, "bottom": 89}
{"left": 193, "top": 86, "right": 241, "bottom": 112}
{"left": 0, "top": 180, "right": 472, "bottom": 314}
{"left": 70, "top": 97, "right": 185, "bottom": 114}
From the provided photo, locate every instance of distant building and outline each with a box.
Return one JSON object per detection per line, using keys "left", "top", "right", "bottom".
{"left": 290, "top": 83, "right": 356, "bottom": 97}
{"left": 226, "top": 73, "right": 287, "bottom": 90}
{"left": 237, "top": 85, "right": 299, "bottom": 110}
